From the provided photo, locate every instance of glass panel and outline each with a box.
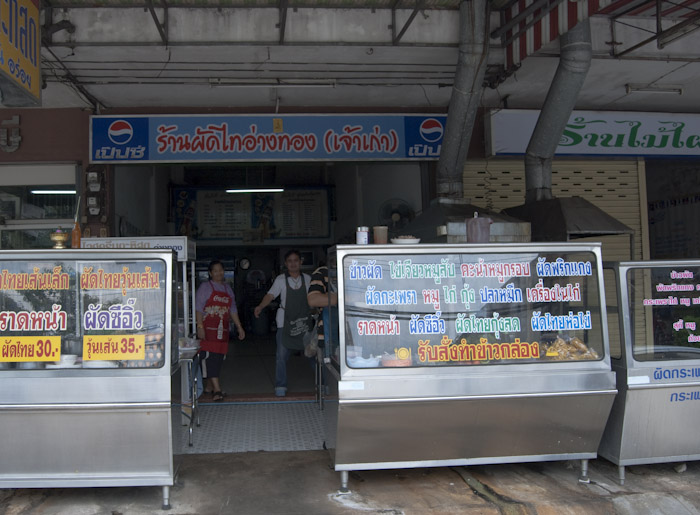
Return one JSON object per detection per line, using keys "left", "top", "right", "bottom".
{"left": 628, "top": 266, "right": 700, "bottom": 361}
{"left": 1, "top": 224, "right": 73, "bottom": 250}
{"left": 343, "top": 249, "right": 605, "bottom": 369}
{"left": 0, "top": 258, "right": 167, "bottom": 370}
{"left": 327, "top": 249, "right": 340, "bottom": 368}
{"left": 0, "top": 186, "right": 76, "bottom": 221}
{"left": 604, "top": 268, "right": 622, "bottom": 360}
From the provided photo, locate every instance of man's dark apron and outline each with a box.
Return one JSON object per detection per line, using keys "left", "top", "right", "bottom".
{"left": 281, "top": 273, "right": 312, "bottom": 351}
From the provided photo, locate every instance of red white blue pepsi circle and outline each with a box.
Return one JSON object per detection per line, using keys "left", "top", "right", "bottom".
{"left": 419, "top": 118, "right": 444, "bottom": 143}
{"left": 108, "top": 120, "right": 134, "bottom": 145}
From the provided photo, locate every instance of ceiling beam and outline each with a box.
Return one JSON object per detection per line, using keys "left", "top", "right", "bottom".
{"left": 391, "top": 1, "right": 424, "bottom": 45}
{"left": 146, "top": 0, "right": 169, "bottom": 45}
{"left": 615, "top": 5, "right": 700, "bottom": 56}
{"left": 278, "top": 0, "right": 289, "bottom": 44}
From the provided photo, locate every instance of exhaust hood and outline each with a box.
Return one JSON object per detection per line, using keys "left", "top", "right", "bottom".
{"left": 502, "top": 196, "right": 633, "bottom": 242}
{"left": 399, "top": 197, "right": 529, "bottom": 244}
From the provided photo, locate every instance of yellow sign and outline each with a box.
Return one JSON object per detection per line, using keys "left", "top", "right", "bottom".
{"left": 0, "top": 336, "right": 62, "bottom": 362}
{"left": 83, "top": 335, "right": 146, "bottom": 361}
{"left": 0, "top": 0, "right": 41, "bottom": 103}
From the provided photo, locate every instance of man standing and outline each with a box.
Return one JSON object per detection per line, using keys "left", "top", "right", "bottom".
{"left": 254, "top": 250, "right": 312, "bottom": 397}
{"left": 307, "top": 264, "right": 337, "bottom": 350}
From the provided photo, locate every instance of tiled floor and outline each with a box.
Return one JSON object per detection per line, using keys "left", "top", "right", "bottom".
{"left": 174, "top": 332, "right": 325, "bottom": 455}
{"left": 174, "top": 401, "right": 325, "bottom": 455}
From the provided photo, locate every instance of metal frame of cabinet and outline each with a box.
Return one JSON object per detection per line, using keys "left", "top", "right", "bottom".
{"left": 599, "top": 260, "right": 700, "bottom": 484}
{"left": 0, "top": 249, "right": 176, "bottom": 509}
{"left": 323, "top": 243, "right": 617, "bottom": 491}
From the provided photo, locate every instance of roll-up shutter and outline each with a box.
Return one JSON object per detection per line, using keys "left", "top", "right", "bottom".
{"left": 463, "top": 158, "right": 649, "bottom": 359}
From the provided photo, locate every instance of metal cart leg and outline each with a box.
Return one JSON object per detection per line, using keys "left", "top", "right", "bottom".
{"left": 339, "top": 470, "right": 350, "bottom": 493}
{"left": 578, "top": 459, "right": 590, "bottom": 483}
{"left": 618, "top": 465, "right": 625, "bottom": 485}
{"left": 161, "top": 485, "right": 171, "bottom": 510}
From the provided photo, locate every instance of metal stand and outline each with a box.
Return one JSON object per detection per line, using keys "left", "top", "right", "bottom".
{"left": 315, "top": 349, "right": 324, "bottom": 410}
{"left": 180, "top": 351, "right": 201, "bottom": 446}
{"left": 618, "top": 465, "right": 625, "bottom": 485}
{"left": 339, "top": 470, "right": 349, "bottom": 493}
{"left": 578, "top": 459, "right": 590, "bottom": 483}
{"left": 161, "top": 485, "right": 171, "bottom": 510}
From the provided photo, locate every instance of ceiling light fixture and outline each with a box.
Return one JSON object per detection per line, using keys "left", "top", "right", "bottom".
{"left": 30, "top": 189, "right": 78, "bottom": 195}
{"left": 625, "top": 83, "right": 683, "bottom": 95}
{"left": 226, "top": 188, "right": 285, "bottom": 194}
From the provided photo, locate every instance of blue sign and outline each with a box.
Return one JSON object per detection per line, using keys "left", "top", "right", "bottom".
{"left": 90, "top": 114, "right": 445, "bottom": 163}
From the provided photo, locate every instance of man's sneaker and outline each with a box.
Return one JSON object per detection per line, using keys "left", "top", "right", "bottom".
{"left": 275, "top": 387, "right": 287, "bottom": 397}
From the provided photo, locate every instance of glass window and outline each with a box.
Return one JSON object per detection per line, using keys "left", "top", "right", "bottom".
{"left": 0, "top": 258, "right": 167, "bottom": 370}
{"left": 341, "top": 249, "right": 605, "bottom": 369}
{"left": 604, "top": 268, "right": 622, "bottom": 360}
{"left": 0, "top": 186, "right": 77, "bottom": 221}
{"left": 628, "top": 266, "right": 700, "bottom": 361}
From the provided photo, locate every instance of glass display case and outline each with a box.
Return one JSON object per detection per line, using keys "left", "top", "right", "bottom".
{"left": 0, "top": 249, "right": 177, "bottom": 509}
{"left": 599, "top": 260, "right": 700, "bottom": 484}
{"left": 323, "top": 243, "right": 617, "bottom": 491}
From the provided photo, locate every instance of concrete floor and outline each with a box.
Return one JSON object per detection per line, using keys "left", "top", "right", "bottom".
{"left": 3, "top": 452, "right": 700, "bottom": 514}
{"left": 6, "top": 333, "right": 700, "bottom": 513}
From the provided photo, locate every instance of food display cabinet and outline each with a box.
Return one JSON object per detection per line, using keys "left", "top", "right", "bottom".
{"left": 599, "top": 260, "right": 700, "bottom": 484}
{"left": 0, "top": 249, "right": 177, "bottom": 509}
{"left": 81, "top": 236, "right": 199, "bottom": 421}
{"left": 323, "top": 243, "right": 617, "bottom": 491}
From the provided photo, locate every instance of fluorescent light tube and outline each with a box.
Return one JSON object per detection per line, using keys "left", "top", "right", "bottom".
{"left": 226, "top": 188, "right": 285, "bottom": 194}
{"left": 625, "top": 84, "right": 683, "bottom": 95}
{"left": 30, "top": 190, "right": 77, "bottom": 194}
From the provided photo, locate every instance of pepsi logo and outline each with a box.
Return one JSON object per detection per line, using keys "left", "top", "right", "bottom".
{"left": 419, "top": 118, "right": 444, "bottom": 143}
{"left": 108, "top": 120, "right": 134, "bottom": 145}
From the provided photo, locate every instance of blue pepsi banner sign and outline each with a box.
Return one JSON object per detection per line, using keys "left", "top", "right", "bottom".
{"left": 90, "top": 114, "right": 446, "bottom": 163}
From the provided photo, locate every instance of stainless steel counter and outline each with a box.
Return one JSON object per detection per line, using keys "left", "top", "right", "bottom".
{"left": 599, "top": 260, "right": 700, "bottom": 484}
{"left": 0, "top": 249, "right": 177, "bottom": 509}
{"left": 323, "top": 243, "right": 617, "bottom": 490}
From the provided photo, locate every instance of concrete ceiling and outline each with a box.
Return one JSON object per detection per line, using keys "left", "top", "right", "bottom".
{"left": 26, "top": 0, "right": 700, "bottom": 114}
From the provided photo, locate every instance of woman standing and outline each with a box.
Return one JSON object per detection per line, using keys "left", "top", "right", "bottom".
{"left": 196, "top": 260, "right": 245, "bottom": 402}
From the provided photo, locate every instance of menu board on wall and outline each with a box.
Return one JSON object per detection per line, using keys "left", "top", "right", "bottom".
{"left": 173, "top": 187, "right": 330, "bottom": 241}
{"left": 339, "top": 247, "right": 606, "bottom": 368}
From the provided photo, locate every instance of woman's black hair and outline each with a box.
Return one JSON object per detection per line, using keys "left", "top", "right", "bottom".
{"left": 284, "top": 249, "right": 301, "bottom": 261}
{"left": 208, "top": 259, "right": 223, "bottom": 277}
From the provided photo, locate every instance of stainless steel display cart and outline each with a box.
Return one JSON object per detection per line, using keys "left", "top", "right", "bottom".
{"left": 599, "top": 260, "right": 700, "bottom": 484}
{"left": 0, "top": 249, "right": 177, "bottom": 509}
{"left": 81, "top": 236, "right": 199, "bottom": 425}
{"left": 323, "top": 243, "right": 617, "bottom": 491}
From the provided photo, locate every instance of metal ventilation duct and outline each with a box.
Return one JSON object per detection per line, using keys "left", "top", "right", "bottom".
{"left": 503, "top": 19, "right": 634, "bottom": 244}
{"left": 436, "top": 0, "right": 489, "bottom": 198}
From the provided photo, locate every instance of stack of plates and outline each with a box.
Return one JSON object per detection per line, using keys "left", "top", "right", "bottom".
{"left": 390, "top": 237, "right": 421, "bottom": 244}
{"left": 82, "top": 360, "right": 119, "bottom": 368}
{"left": 46, "top": 363, "right": 82, "bottom": 369}
{"left": 347, "top": 355, "right": 382, "bottom": 367}
{"left": 16, "top": 362, "right": 45, "bottom": 370}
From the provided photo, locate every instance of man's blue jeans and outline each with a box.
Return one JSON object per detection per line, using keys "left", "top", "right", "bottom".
{"left": 275, "top": 329, "right": 290, "bottom": 389}
{"left": 275, "top": 328, "right": 316, "bottom": 390}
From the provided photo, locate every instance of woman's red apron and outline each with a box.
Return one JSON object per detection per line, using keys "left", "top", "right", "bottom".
{"left": 199, "top": 283, "right": 231, "bottom": 355}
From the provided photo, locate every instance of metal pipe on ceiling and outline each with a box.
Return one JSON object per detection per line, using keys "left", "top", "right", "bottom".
{"left": 524, "top": 19, "right": 591, "bottom": 203}
{"left": 436, "top": 0, "right": 489, "bottom": 198}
